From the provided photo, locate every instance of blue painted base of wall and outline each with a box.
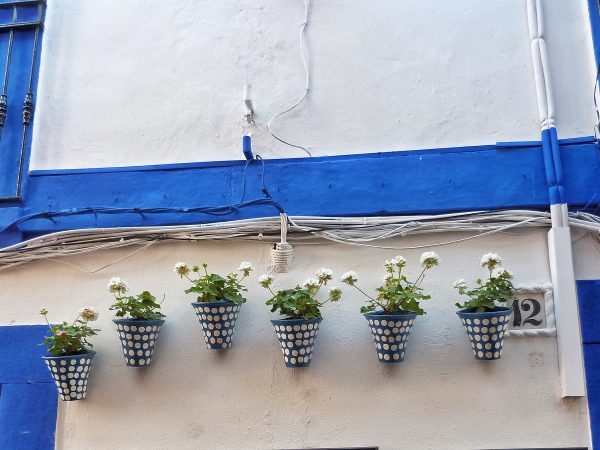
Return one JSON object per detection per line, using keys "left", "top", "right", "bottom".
{"left": 577, "top": 280, "right": 600, "bottom": 449}
{"left": 0, "top": 325, "right": 57, "bottom": 450}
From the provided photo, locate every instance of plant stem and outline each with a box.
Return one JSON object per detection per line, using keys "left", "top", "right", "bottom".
{"left": 352, "top": 284, "right": 377, "bottom": 302}
{"left": 414, "top": 267, "right": 427, "bottom": 286}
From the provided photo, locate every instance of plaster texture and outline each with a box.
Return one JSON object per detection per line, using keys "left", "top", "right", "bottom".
{"left": 0, "top": 231, "right": 591, "bottom": 449}
{"left": 30, "top": 0, "right": 596, "bottom": 169}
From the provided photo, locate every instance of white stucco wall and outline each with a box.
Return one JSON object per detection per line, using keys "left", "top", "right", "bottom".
{"left": 9, "top": 0, "right": 598, "bottom": 448}
{"left": 0, "top": 231, "right": 591, "bottom": 449}
{"left": 30, "top": 0, "right": 597, "bottom": 169}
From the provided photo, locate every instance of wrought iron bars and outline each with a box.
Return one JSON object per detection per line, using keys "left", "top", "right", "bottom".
{"left": 0, "top": 0, "right": 45, "bottom": 201}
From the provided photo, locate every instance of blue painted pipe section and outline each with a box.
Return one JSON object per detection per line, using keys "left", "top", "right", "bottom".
{"left": 541, "top": 127, "right": 566, "bottom": 205}
{"left": 243, "top": 135, "right": 254, "bottom": 161}
{"left": 541, "top": 128, "right": 556, "bottom": 187}
{"left": 549, "top": 127, "right": 564, "bottom": 186}
{"left": 588, "top": 0, "right": 600, "bottom": 65}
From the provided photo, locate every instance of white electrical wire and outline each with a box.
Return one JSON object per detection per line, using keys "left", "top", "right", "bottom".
{"left": 266, "top": 0, "right": 312, "bottom": 157}
{"left": 1, "top": 210, "right": 599, "bottom": 273}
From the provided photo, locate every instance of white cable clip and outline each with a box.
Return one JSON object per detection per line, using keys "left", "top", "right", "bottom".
{"left": 271, "top": 213, "right": 293, "bottom": 272}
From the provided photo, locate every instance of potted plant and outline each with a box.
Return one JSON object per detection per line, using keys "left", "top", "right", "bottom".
{"left": 454, "top": 253, "right": 515, "bottom": 360}
{"left": 342, "top": 252, "right": 440, "bottom": 363}
{"left": 108, "top": 277, "right": 166, "bottom": 367}
{"left": 40, "top": 307, "right": 99, "bottom": 401}
{"left": 259, "top": 268, "right": 341, "bottom": 368}
{"left": 175, "top": 261, "right": 253, "bottom": 349}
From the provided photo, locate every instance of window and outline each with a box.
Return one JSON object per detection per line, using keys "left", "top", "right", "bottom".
{"left": 0, "top": 0, "right": 45, "bottom": 200}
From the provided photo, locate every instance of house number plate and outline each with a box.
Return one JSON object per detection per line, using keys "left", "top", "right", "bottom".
{"left": 507, "top": 292, "right": 547, "bottom": 330}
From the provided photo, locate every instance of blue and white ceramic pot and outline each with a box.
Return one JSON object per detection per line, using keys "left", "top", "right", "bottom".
{"left": 456, "top": 307, "right": 512, "bottom": 360}
{"left": 191, "top": 301, "right": 242, "bottom": 349}
{"left": 271, "top": 318, "right": 322, "bottom": 368}
{"left": 113, "top": 318, "right": 165, "bottom": 367}
{"left": 364, "top": 310, "right": 417, "bottom": 363}
{"left": 42, "top": 351, "right": 95, "bottom": 401}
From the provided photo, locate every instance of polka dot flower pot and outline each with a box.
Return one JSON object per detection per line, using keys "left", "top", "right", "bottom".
{"left": 457, "top": 307, "right": 512, "bottom": 360}
{"left": 113, "top": 318, "right": 165, "bottom": 367}
{"left": 42, "top": 351, "right": 95, "bottom": 401}
{"left": 271, "top": 318, "right": 322, "bottom": 368}
{"left": 191, "top": 301, "right": 241, "bottom": 349}
{"left": 364, "top": 310, "right": 417, "bottom": 363}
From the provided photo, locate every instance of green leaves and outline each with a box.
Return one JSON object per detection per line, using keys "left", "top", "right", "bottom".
{"left": 40, "top": 310, "right": 99, "bottom": 357}
{"left": 373, "top": 277, "right": 429, "bottom": 315}
{"left": 109, "top": 290, "right": 166, "bottom": 320}
{"left": 263, "top": 270, "right": 339, "bottom": 320}
{"left": 266, "top": 287, "right": 324, "bottom": 320}
{"left": 455, "top": 260, "right": 516, "bottom": 312}
{"left": 350, "top": 256, "right": 436, "bottom": 316}
{"left": 180, "top": 264, "right": 248, "bottom": 305}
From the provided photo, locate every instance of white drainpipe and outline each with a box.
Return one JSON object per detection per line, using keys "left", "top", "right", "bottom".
{"left": 527, "top": 0, "right": 585, "bottom": 397}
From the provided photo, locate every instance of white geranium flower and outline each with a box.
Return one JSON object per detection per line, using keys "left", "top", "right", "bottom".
{"left": 328, "top": 286, "right": 342, "bottom": 302}
{"left": 492, "top": 267, "right": 513, "bottom": 279}
{"left": 383, "top": 273, "right": 394, "bottom": 284}
{"left": 390, "top": 255, "right": 406, "bottom": 267}
{"left": 303, "top": 278, "right": 320, "bottom": 289}
{"left": 316, "top": 267, "right": 333, "bottom": 282}
{"left": 174, "top": 262, "right": 189, "bottom": 276}
{"left": 341, "top": 271, "right": 359, "bottom": 285}
{"left": 453, "top": 279, "right": 467, "bottom": 289}
{"left": 480, "top": 253, "right": 502, "bottom": 269}
{"left": 258, "top": 274, "right": 273, "bottom": 288}
{"left": 79, "top": 307, "right": 99, "bottom": 322}
{"left": 107, "top": 277, "right": 128, "bottom": 295}
{"left": 420, "top": 251, "right": 441, "bottom": 268}
{"left": 238, "top": 261, "right": 254, "bottom": 277}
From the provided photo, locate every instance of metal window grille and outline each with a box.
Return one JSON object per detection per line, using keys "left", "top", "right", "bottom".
{"left": 0, "top": 0, "right": 45, "bottom": 201}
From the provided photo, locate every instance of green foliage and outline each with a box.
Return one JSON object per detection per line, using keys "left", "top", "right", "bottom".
{"left": 260, "top": 269, "right": 340, "bottom": 320}
{"left": 266, "top": 287, "right": 323, "bottom": 319}
{"left": 40, "top": 308, "right": 99, "bottom": 357}
{"left": 360, "top": 276, "right": 431, "bottom": 315}
{"left": 109, "top": 290, "right": 166, "bottom": 320}
{"left": 178, "top": 263, "right": 249, "bottom": 304}
{"left": 347, "top": 254, "right": 438, "bottom": 316}
{"left": 455, "top": 269, "right": 515, "bottom": 313}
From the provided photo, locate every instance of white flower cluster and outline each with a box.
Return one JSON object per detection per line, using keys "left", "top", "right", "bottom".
{"left": 492, "top": 267, "right": 513, "bottom": 279}
{"left": 452, "top": 278, "right": 468, "bottom": 294}
{"left": 173, "top": 262, "right": 189, "bottom": 277}
{"left": 420, "top": 251, "right": 441, "bottom": 269}
{"left": 238, "top": 261, "right": 254, "bottom": 277}
{"left": 341, "top": 271, "right": 359, "bottom": 285}
{"left": 107, "top": 277, "right": 128, "bottom": 295}
{"left": 315, "top": 267, "right": 333, "bottom": 282}
{"left": 258, "top": 274, "right": 273, "bottom": 288}
{"left": 78, "top": 307, "right": 99, "bottom": 322}
{"left": 390, "top": 255, "right": 406, "bottom": 267}
{"left": 328, "top": 286, "right": 342, "bottom": 302}
{"left": 480, "top": 253, "right": 502, "bottom": 269}
{"left": 303, "top": 278, "right": 320, "bottom": 290}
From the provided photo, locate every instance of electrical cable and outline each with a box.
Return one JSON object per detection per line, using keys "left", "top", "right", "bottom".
{"left": 1, "top": 209, "right": 599, "bottom": 272}
{"left": 266, "top": 0, "right": 312, "bottom": 157}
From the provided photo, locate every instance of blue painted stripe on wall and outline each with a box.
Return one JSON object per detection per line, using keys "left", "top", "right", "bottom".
{"left": 0, "top": 325, "right": 53, "bottom": 383}
{"left": 0, "top": 383, "right": 57, "bottom": 450}
{"left": 577, "top": 280, "right": 600, "bottom": 344}
{"left": 7, "top": 140, "right": 599, "bottom": 235}
{"left": 588, "top": 0, "right": 600, "bottom": 64}
{"left": 0, "top": 325, "right": 57, "bottom": 450}
{"left": 577, "top": 280, "right": 600, "bottom": 449}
